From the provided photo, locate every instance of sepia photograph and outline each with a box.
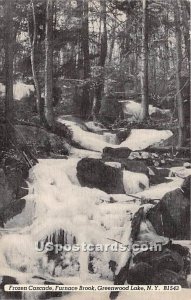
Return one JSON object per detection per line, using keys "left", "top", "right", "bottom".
{"left": 0, "top": 0, "right": 190, "bottom": 299}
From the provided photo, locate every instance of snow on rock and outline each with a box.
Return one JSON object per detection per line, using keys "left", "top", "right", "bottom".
{"left": 103, "top": 132, "right": 118, "bottom": 144}
{"left": 13, "top": 82, "right": 35, "bottom": 100}
{"left": 104, "top": 161, "right": 121, "bottom": 168}
{"left": 70, "top": 147, "right": 102, "bottom": 159}
{"left": 135, "top": 177, "right": 183, "bottom": 200}
{"left": 85, "top": 121, "right": 107, "bottom": 133}
{"left": 120, "top": 129, "right": 173, "bottom": 151}
{"left": 58, "top": 117, "right": 173, "bottom": 152}
{"left": 0, "top": 81, "right": 35, "bottom": 100}
{"left": 4, "top": 200, "right": 35, "bottom": 229}
{"left": 0, "top": 82, "right": 5, "bottom": 95}
{"left": 170, "top": 166, "right": 191, "bottom": 178}
{"left": 58, "top": 118, "right": 112, "bottom": 152}
{"left": 123, "top": 170, "right": 149, "bottom": 194}
{"left": 120, "top": 100, "right": 171, "bottom": 121}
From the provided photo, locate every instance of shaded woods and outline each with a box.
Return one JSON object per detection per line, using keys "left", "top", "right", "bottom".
{"left": 0, "top": 0, "right": 190, "bottom": 149}
{"left": 0, "top": 1, "right": 191, "bottom": 297}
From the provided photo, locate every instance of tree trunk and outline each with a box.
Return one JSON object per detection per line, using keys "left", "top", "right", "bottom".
{"left": 81, "top": 0, "right": 91, "bottom": 119}
{"left": 92, "top": 0, "right": 107, "bottom": 120}
{"left": 180, "top": 0, "right": 190, "bottom": 68}
{"left": 109, "top": 11, "right": 116, "bottom": 62}
{"left": 4, "top": 0, "right": 14, "bottom": 145}
{"left": 29, "top": 0, "right": 44, "bottom": 123}
{"left": 164, "top": 12, "right": 169, "bottom": 95}
{"left": 44, "top": 0, "right": 54, "bottom": 129}
{"left": 141, "top": 0, "right": 149, "bottom": 121}
{"left": 174, "top": 0, "right": 186, "bottom": 146}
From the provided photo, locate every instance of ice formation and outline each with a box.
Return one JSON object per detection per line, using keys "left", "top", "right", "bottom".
{"left": 0, "top": 119, "right": 186, "bottom": 294}
{"left": 58, "top": 117, "right": 173, "bottom": 152}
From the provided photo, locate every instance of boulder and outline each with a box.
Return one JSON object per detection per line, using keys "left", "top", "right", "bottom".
{"left": 147, "top": 166, "right": 172, "bottom": 185}
{"left": 151, "top": 269, "right": 188, "bottom": 287}
{"left": 103, "top": 132, "right": 118, "bottom": 144}
{"left": 128, "top": 262, "right": 153, "bottom": 284}
{"left": 39, "top": 281, "right": 67, "bottom": 299}
{"left": 102, "top": 147, "right": 131, "bottom": 160}
{"left": 123, "top": 170, "right": 149, "bottom": 194}
{"left": 148, "top": 166, "right": 170, "bottom": 177}
{"left": 0, "top": 276, "right": 22, "bottom": 299}
{"left": 85, "top": 121, "right": 107, "bottom": 133}
{"left": 0, "top": 157, "right": 28, "bottom": 210}
{"left": 123, "top": 160, "right": 148, "bottom": 175}
{"left": 30, "top": 277, "right": 69, "bottom": 299}
{"left": 15, "top": 125, "right": 70, "bottom": 157}
{"left": 147, "top": 176, "right": 191, "bottom": 239}
{"left": 149, "top": 175, "right": 172, "bottom": 185}
{"left": 128, "top": 264, "right": 187, "bottom": 286}
{"left": 0, "top": 168, "right": 13, "bottom": 209}
{"left": 0, "top": 198, "right": 26, "bottom": 227}
{"left": 116, "top": 129, "right": 131, "bottom": 144}
{"left": 103, "top": 156, "right": 149, "bottom": 176}
{"left": 77, "top": 158, "right": 125, "bottom": 194}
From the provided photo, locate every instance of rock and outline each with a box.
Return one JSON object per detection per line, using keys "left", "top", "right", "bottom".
{"left": 187, "top": 274, "right": 191, "bottom": 288}
{"left": 3, "top": 157, "right": 28, "bottom": 198}
{"left": 184, "top": 162, "right": 191, "bottom": 168}
{"left": 128, "top": 262, "right": 153, "bottom": 284}
{"left": 77, "top": 158, "right": 125, "bottom": 194}
{"left": 103, "top": 132, "right": 117, "bottom": 144}
{"left": 103, "top": 156, "right": 149, "bottom": 177}
{"left": 116, "top": 129, "right": 131, "bottom": 144}
{"left": 130, "top": 243, "right": 189, "bottom": 287}
{"left": 134, "top": 247, "right": 184, "bottom": 274}
{"left": 147, "top": 176, "right": 190, "bottom": 239}
{"left": 15, "top": 125, "right": 70, "bottom": 157}
{"left": 104, "top": 162, "right": 121, "bottom": 169}
{"left": 0, "top": 81, "right": 35, "bottom": 100}
{"left": 0, "top": 198, "right": 26, "bottom": 227}
{"left": 148, "top": 166, "right": 170, "bottom": 177}
{"left": 0, "top": 276, "right": 22, "bottom": 299}
{"left": 100, "top": 96, "right": 123, "bottom": 124}
{"left": 148, "top": 166, "right": 172, "bottom": 185}
{"left": 102, "top": 147, "right": 131, "bottom": 160}
{"left": 29, "top": 277, "right": 69, "bottom": 299}
{"left": 85, "top": 121, "right": 107, "bottom": 133}
{"left": 123, "top": 160, "right": 148, "bottom": 175}
{"left": 149, "top": 175, "right": 172, "bottom": 185}
{"left": 0, "top": 156, "right": 28, "bottom": 210}
{"left": 48, "top": 133, "right": 70, "bottom": 155}
{"left": 123, "top": 170, "right": 149, "bottom": 194}
{"left": 181, "top": 175, "right": 191, "bottom": 198}
{"left": 0, "top": 168, "right": 13, "bottom": 209}
{"left": 39, "top": 281, "right": 68, "bottom": 299}
{"left": 152, "top": 269, "right": 188, "bottom": 287}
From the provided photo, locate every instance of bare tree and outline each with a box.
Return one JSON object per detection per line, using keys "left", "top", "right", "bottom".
{"left": 81, "top": 0, "right": 91, "bottom": 119}
{"left": 174, "top": 0, "right": 186, "bottom": 146}
{"left": 4, "top": 0, "right": 14, "bottom": 143}
{"left": 140, "top": 0, "right": 149, "bottom": 121}
{"left": 92, "top": 0, "right": 107, "bottom": 120}
{"left": 180, "top": 0, "right": 190, "bottom": 68}
{"left": 29, "top": 0, "right": 44, "bottom": 123}
{"left": 44, "top": 0, "right": 54, "bottom": 129}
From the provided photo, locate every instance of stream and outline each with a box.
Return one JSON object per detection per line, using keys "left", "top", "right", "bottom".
{"left": 0, "top": 119, "right": 190, "bottom": 299}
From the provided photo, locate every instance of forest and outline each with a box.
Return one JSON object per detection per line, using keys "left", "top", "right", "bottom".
{"left": 0, "top": 0, "right": 190, "bottom": 299}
